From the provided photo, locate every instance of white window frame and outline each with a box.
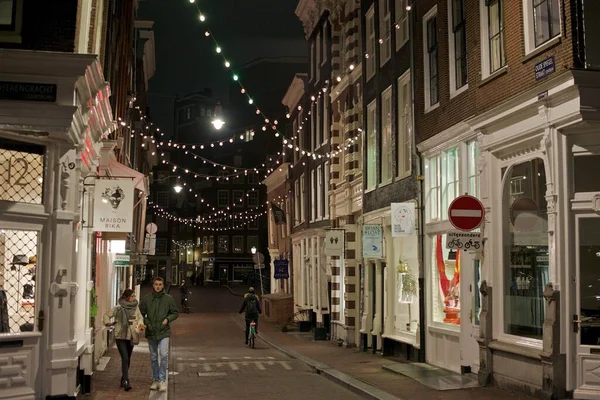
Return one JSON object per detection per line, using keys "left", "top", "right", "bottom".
{"left": 366, "top": 5, "right": 376, "bottom": 80}
{"left": 316, "top": 32, "right": 321, "bottom": 81}
{"left": 323, "top": 96, "right": 330, "bottom": 146}
{"left": 217, "top": 190, "right": 229, "bottom": 208}
{"left": 311, "top": 103, "right": 317, "bottom": 151}
{"left": 324, "top": 162, "right": 330, "bottom": 218}
{"left": 310, "top": 42, "right": 315, "bottom": 80}
{"left": 522, "top": 0, "right": 561, "bottom": 55}
{"left": 233, "top": 190, "right": 244, "bottom": 207}
{"left": 381, "top": 85, "right": 393, "bottom": 184}
{"left": 447, "top": 0, "right": 468, "bottom": 97}
{"left": 295, "top": 179, "right": 301, "bottom": 226}
{"left": 247, "top": 190, "right": 259, "bottom": 207}
{"left": 397, "top": 70, "right": 412, "bottom": 179}
{"left": 321, "top": 24, "right": 327, "bottom": 64}
{"left": 379, "top": 0, "right": 391, "bottom": 67}
{"left": 300, "top": 173, "right": 306, "bottom": 223}
{"left": 310, "top": 169, "right": 316, "bottom": 222}
{"left": 395, "top": 0, "right": 409, "bottom": 50}
{"left": 317, "top": 165, "right": 323, "bottom": 219}
{"left": 480, "top": 0, "right": 506, "bottom": 79}
{"left": 423, "top": 6, "right": 440, "bottom": 112}
{"left": 232, "top": 235, "right": 244, "bottom": 253}
{"left": 366, "top": 99, "right": 377, "bottom": 191}
{"left": 316, "top": 98, "right": 321, "bottom": 147}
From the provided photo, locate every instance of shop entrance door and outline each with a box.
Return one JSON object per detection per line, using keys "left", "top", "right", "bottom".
{"left": 574, "top": 215, "right": 600, "bottom": 399}
{"left": 459, "top": 250, "right": 481, "bottom": 374}
{"left": 0, "top": 227, "right": 43, "bottom": 397}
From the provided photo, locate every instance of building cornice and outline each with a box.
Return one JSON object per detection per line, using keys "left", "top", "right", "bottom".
{"left": 296, "top": 0, "right": 345, "bottom": 38}
{"left": 263, "top": 163, "right": 290, "bottom": 190}
{"left": 282, "top": 75, "right": 307, "bottom": 112}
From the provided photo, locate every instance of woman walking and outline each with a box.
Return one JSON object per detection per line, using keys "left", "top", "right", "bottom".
{"left": 103, "top": 289, "right": 145, "bottom": 391}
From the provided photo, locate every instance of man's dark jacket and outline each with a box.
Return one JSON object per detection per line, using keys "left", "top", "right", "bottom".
{"left": 239, "top": 292, "right": 261, "bottom": 319}
{"left": 140, "top": 290, "right": 179, "bottom": 341}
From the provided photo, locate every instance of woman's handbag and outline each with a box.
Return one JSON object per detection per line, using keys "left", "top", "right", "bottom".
{"left": 130, "top": 325, "right": 140, "bottom": 345}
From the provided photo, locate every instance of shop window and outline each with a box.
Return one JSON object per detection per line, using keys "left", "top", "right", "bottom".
{"left": 431, "top": 234, "right": 461, "bottom": 325}
{"left": 186, "top": 246, "right": 193, "bottom": 264}
{"left": 232, "top": 236, "right": 244, "bottom": 253}
{"left": 425, "top": 148, "right": 459, "bottom": 222}
{"left": 0, "top": 141, "right": 44, "bottom": 204}
{"left": 233, "top": 264, "right": 253, "bottom": 281}
{"left": 218, "top": 236, "right": 229, "bottom": 253}
{"left": 574, "top": 154, "right": 600, "bottom": 193}
{"left": 0, "top": 229, "right": 38, "bottom": 333}
{"left": 503, "top": 158, "right": 548, "bottom": 339}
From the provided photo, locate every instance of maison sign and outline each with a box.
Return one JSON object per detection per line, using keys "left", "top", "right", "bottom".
{"left": 0, "top": 81, "right": 57, "bottom": 102}
{"left": 93, "top": 179, "right": 135, "bottom": 232}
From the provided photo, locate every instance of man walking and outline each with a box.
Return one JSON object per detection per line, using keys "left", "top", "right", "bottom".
{"left": 238, "top": 287, "right": 261, "bottom": 345}
{"left": 140, "top": 277, "right": 179, "bottom": 392}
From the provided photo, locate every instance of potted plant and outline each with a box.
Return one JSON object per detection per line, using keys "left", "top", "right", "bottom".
{"left": 398, "top": 259, "right": 417, "bottom": 304}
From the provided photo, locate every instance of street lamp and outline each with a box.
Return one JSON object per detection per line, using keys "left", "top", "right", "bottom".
{"left": 250, "top": 245, "right": 264, "bottom": 296}
{"left": 251, "top": 246, "right": 257, "bottom": 254}
{"left": 173, "top": 184, "right": 183, "bottom": 193}
{"left": 211, "top": 100, "right": 225, "bottom": 130}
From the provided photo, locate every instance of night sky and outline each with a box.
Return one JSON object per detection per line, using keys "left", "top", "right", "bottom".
{"left": 137, "top": 0, "right": 306, "bottom": 134}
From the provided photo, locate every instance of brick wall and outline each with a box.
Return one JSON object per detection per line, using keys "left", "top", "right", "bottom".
{"left": 414, "top": 0, "right": 576, "bottom": 145}
{"left": 2, "top": 0, "right": 79, "bottom": 52}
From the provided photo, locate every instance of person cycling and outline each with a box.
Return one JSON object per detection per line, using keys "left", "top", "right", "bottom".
{"left": 238, "top": 287, "right": 262, "bottom": 345}
{"left": 179, "top": 279, "right": 188, "bottom": 309}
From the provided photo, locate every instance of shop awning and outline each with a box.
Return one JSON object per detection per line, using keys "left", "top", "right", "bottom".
{"left": 108, "top": 159, "right": 146, "bottom": 194}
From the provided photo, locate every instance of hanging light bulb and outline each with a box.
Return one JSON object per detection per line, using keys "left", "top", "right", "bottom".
{"left": 216, "top": 46, "right": 222, "bottom": 53}
{"left": 199, "top": 14, "right": 206, "bottom": 22}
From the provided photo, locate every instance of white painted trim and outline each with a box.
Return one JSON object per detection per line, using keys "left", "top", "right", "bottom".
{"left": 447, "top": 0, "right": 468, "bottom": 96}
{"left": 418, "top": 121, "right": 474, "bottom": 156}
{"left": 522, "top": 0, "right": 562, "bottom": 56}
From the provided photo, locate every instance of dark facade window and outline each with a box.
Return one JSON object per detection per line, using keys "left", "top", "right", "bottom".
{"left": 218, "top": 235, "right": 229, "bottom": 253}
{"left": 532, "top": 0, "right": 560, "bottom": 47}
{"left": 487, "top": 0, "right": 505, "bottom": 73}
{"left": 0, "top": 0, "right": 16, "bottom": 28}
{"left": 452, "top": 0, "right": 467, "bottom": 89}
{"left": 427, "top": 16, "right": 439, "bottom": 105}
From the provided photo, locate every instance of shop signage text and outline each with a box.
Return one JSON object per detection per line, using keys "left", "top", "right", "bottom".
{"left": 534, "top": 56, "right": 555, "bottom": 81}
{"left": 391, "top": 202, "right": 415, "bottom": 237}
{"left": 446, "top": 231, "right": 482, "bottom": 250}
{"left": 273, "top": 260, "right": 289, "bottom": 279}
{"left": 93, "top": 179, "right": 135, "bottom": 232}
{"left": 0, "top": 81, "right": 57, "bottom": 102}
{"left": 362, "top": 224, "right": 383, "bottom": 259}
{"left": 114, "top": 253, "right": 130, "bottom": 267}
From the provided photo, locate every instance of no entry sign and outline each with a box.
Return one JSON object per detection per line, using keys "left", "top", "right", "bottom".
{"left": 448, "top": 195, "right": 485, "bottom": 231}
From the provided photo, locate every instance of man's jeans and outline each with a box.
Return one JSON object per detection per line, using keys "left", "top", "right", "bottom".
{"left": 148, "top": 338, "right": 169, "bottom": 382}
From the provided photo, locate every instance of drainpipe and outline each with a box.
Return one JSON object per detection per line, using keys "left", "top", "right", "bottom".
{"left": 408, "top": 0, "right": 427, "bottom": 363}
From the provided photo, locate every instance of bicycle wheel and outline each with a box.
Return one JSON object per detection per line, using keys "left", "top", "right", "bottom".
{"left": 251, "top": 334, "right": 255, "bottom": 349}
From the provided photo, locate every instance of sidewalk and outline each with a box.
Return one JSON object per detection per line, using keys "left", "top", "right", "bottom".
{"left": 251, "top": 315, "right": 538, "bottom": 400}
{"left": 87, "top": 340, "right": 156, "bottom": 400}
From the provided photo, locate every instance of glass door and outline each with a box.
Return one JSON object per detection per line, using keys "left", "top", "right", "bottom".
{"left": 459, "top": 250, "right": 481, "bottom": 374}
{"left": 575, "top": 215, "right": 600, "bottom": 397}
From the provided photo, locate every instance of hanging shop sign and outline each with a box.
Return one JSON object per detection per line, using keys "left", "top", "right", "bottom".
{"left": 113, "top": 253, "right": 130, "bottom": 267}
{"left": 93, "top": 179, "right": 135, "bottom": 232}
{"left": 273, "top": 260, "right": 289, "bottom": 279}
{"left": 325, "top": 229, "right": 345, "bottom": 257}
{"left": 391, "top": 202, "right": 415, "bottom": 237}
{"left": 362, "top": 224, "right": 383, "bottom": 259}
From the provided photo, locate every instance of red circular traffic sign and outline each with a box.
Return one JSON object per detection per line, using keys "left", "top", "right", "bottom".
{"left": 448, "top": 195, "right": 485, "bottom": 231}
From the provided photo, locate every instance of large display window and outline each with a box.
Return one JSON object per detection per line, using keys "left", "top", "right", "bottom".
{"left": 390, "top": 234, "right": 420, "bottom": 334}
{"left": 502, "top": 158, "right": 548, "bottom": 339}
{"left": 431, "top": 234, "right": 461, "bottom": 325}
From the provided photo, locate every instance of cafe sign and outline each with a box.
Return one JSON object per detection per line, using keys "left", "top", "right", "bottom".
{"left": 93, "top": 179, "right": 135, "bottom": 232}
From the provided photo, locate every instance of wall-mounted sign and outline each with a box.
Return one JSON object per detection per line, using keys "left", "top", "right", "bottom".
{"left": 325, "top": 230, "right": 345, "bottom": 257}
{"left": 273, "top": 260, "right": 289, "bottom": 279}
{"left": 446, "top": 231, "right": 482, "bottom": 250}
{"left": 534, "top": 56, "right": 555, "bottom": 81}
{"left": 0, "top": 81, "right": 57, "bottom": 102}
{"left": 362, "top": 224, "right": 383, "bottom": 259}
{"left": 391, "top": 202, "right": 415, "bottom": 237}
{"left": 93, "top": 179, "right": 135, "bottom": 232}
{"left": 113, "top": 253, "right": 130, "bottom": 267}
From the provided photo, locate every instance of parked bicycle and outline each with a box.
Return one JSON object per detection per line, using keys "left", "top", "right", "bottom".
{"left": 182, "top": 291, "right": 191, "bottom": 314}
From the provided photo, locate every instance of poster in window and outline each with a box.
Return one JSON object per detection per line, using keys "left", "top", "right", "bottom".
{"left": 362, "top": 224, "right": 383, "bottom": 258}
{"left": 391, "top": 202, "right": 415, "bottom": 237}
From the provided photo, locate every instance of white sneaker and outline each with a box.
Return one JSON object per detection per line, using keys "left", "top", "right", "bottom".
{"left": 150, "top": 381, "right": 159, "bottom": 390}
{"left": 159, "top": 381, "right": 167, "bottom": 392}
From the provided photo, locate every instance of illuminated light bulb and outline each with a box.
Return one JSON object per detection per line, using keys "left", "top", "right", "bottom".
{"left": 229, "top": 138, "right": 234, "bottom": 143}
{"left": 219, "top": 142, "right": 223, "bottom": 146}
{"left": 240, "top": 134, "right": 244, "bottom": 139}
{"left": 336, "top": 76, "right": 342, "bottom": 82}
{"left": 265, "top": 118, "right": 269, "bottom": 123}
{"left": 256, "top": 109, "right": 260, "bottom": 114}
{"left": 288, "top": 144, "right": 293, "bottom": 148}
{"left": 233, "top": 74, "right": 238, "bottom": 81}
{"left": 378, "top": 38, "right": 383, "bottom": 44}
{"left": 262, "top": 126, "right": 267, "bottom": 131}
{"left": 216, "top": 46, "right": 221, "bottom": 53}
{"left": 211, "top": 143, "right": 215, "bottom": 147}
{"left": 248, "top": 98, "right": 253, "bottom": 104}
{"left": 275, "top": 133, "right": 279, "bottom": 137}
{"left": 297, "top": 105, "right": 302, "bottom": 111}
{"left": 323, "top": 87, "right": 327, "bottom": 92}
{"left": 200, "top": 145, "right": 204, "bottom": 149}
{"left": 225, "top": 61, "right": 230, "bottom": 68}
{"left": 274, "top": 120, "right": 278, "bottom": 125}
{"left": 406, "top": 5, "right": 411, "bottom": 10}
{"left": 302, "top": 151, "right": 306, "bottom": 155}
{"left": 251, "top": 132, "right": 255, "bottom": 136}
{"left": 199, "top": 14, "right": 206, "bottom": 22}
{"left": 286, "top": 113, "right": 290, "bottom": 118}
{"left": 205, "top": 31, "right": 210, "bottom": 37}
{"left": 311, "top": 95, "right": 315, "bottom": 101}
{"left": 241, "top": 88, "right": 246, "bottom": 93}
{"left": 349, "top": 64, "right": 355, "bottom": 70}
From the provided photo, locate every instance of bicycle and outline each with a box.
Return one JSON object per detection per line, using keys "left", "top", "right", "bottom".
{"left": 181, "top": 292, "right": 191, "bottom": 314}
{"left": 247, "top": 320, "right": 257, "bottom": 349}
